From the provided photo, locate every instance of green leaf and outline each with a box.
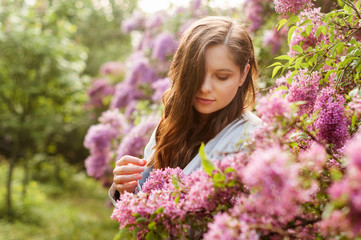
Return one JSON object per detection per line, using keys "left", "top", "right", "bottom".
{"left": 272, "top": 65, "right": 282, "bottom": 78}
{"left": 114, "top": 228, "right": 133, "bottom": 240}
{"left": 199, "top": 142, "right": 215, "bottom": 176}
{"left": 288, "top": 26, "right": 298, "bottom": 44}
{"left": 352, "top": 114, "right": 357, "bottom": 128}
{"left": 275, "top": 55, "right": 291, "bottom": 60}
{"left": 174, "top": 195, "right": 180, "bottom": 204}
{"left": 267, "top": 61, "right": 282, "bottom": 68}
{"left": 336, "top": 42, "right": 345, "bottom": 55}
{"left": 135, "top": 217, "right": 148, "bottom": 223}
{"left": 288, "top": 15, "right": 300, "bottom": 24}
{"left": 274, "top": 86, "right": 288, "bottom": 91}
{"left": 292, "top": 45, "right": 303, "bottom": 53}
{"left": 306, "top": 25, "right": 313, "bottom": 37}
{"left": 172, "top": 175, "right": 180, "bottom": 189}
{"left": 148, "top": 222, "right": 157, "bottom": 231}
{"left": 224, "top": 167, "right": 236, "bottom": 173}
{"left": 155, "top": 207, "right": 164, "bottom": 214}
{"left": 277, "top": 18, "right": 288, "bottom": 31}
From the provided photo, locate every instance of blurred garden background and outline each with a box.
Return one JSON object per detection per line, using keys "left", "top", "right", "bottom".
{"left": 1, "top": 0, "right": 360, "bottom": 239}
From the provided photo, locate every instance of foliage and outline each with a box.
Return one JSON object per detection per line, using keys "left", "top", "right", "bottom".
{"left": 0, "top": 162, "right": 118, "bottom": 240}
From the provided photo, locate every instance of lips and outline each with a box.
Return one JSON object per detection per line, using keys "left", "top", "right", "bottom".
{"left": 196, "top": 97, "right": 215, "bottom": 105}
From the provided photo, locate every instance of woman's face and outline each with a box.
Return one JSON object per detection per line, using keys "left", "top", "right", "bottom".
{"left": 193, "top": 44, "right": 249, "bottom": 117}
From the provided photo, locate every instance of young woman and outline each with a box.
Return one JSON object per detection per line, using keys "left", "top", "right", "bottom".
{"left": 109, "top": 16, "right": 261, "bottom": 204}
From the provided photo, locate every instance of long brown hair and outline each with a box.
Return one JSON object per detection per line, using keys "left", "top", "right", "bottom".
{"left": 147, "top": 16, "right": 258, "bottom": 169}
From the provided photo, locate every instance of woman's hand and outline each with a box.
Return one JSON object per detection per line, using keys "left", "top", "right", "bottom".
{"left": 113, "top": 155, "right": 146, "bottom": 194}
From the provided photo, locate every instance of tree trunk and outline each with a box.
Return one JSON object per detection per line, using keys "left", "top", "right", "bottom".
{"left": 6, "top": 156, "right": 17, "bottom": 220}
{"left": 22, "top": 157, "right": 29, "bottom": 198}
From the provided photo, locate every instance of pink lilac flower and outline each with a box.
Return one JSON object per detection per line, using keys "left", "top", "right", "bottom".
{"left": 263, "top": 28, "right": 283, "bottom": 54}
{"left": 125, "top": 58, "right": 157, "bottom": 85}
{"left": 311, "top": 87, "right": 349, "bottom": 149}
{"left": 242, "top": 145, "right": 306, "bottom": 223}
{"left": 274, "top": 0, "right": 313, "bottom": 14}
{"left": 142, "top": 167, "right": 186, "bottom": 194}
{"left": 151, "top": 77, "right": 171, "bottom": 102}
{"left": 348, "top": 93, "right": 361, "bottom": 119}
{"left": 286, "top": 69, "right": 321, "bottom": 115}
{"left": 116, "top": 115, "right": 159, "bottom": 159}
{"left": 298, "top": 142, "right": 328, "bottom": 172}
{"left": 99, "top": 61, "right": 125, "bottom": 76}
{"left": 87, "top": 79, "right": 114, "bottom": 108}
{"left": 323, "top": 132, "right": 361, "bottom": 237}
{"left": 151, "top": 32, "right": 178, "bottom": 62}
{"left": 204, "top": 212, "right": 260, "bottom": 240}
{"left": 256, "top": 91, "right": 292, "bottom": 124}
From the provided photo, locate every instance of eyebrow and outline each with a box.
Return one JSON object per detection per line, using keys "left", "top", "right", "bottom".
{"left": 215, "top": 68, "right": 234, "bottom": 72}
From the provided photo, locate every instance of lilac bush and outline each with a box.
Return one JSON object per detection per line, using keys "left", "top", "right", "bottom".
{"left": 82, "top": 0, "right": 361, "bottom": 239}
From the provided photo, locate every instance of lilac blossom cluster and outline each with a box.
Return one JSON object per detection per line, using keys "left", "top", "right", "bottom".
{"left": 286, "top": 69, "right": 321, "bottom": 116}
{"left": 274, "top": 0, "right": 313, "bottom": 14}
{"left": 86, "top": 79, "right": 114, "bottom": 108}
{"left": 151, "top": 32, "right": 178, "bottom": 62}
{"left": 311, "top": 87, "right": 349, "bottom": 149}
{"left": 84, "top": 109, "right": 127, "bottom": 178}
{"left": 116, "top": 115, "right": 159, "bottom": 159}
{"left": 288, "top": 8, "right": 326, "bottom": 57}
{"left": 321, "top": 132, "right": 361, "bottom": 238}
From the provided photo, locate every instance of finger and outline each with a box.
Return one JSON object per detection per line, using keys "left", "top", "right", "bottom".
{"left": 115, "top": 181, "right": 138, "bottom": 193}
{"left": 113, "top": 165, "right": 145, "bottom": 175}
{"left": 113, "top": 174, "right": 143, "bottom": 184}
{"left": 116, "top": 155, "right": 146, "bottom": 167}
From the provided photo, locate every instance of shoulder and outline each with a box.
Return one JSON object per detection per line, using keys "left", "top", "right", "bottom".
{"left": 207, "top": 111, "right": 262, "bottom": 158}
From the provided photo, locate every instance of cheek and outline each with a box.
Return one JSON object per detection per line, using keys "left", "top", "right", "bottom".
{"left": 219, "top": 83, "right": 239, "bottom": 104}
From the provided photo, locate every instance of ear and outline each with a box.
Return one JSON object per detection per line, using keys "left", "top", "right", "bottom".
{"left": 238, "top": 63, "right": 250, "bottom": 87}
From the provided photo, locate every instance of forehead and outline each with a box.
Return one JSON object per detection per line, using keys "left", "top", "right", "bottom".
{"left": 204, "top": 45, "right": 240, "bottom": 71}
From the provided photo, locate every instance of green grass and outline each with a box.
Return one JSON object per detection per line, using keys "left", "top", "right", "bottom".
{"left": 0, "top": 163, "right": 119, "bottom": 240}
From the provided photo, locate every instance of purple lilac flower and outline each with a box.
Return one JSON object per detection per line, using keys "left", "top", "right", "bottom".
{"left": 311, "top": 87, "right": 349, "bottom": 149}
{"left": 98, "top": 109, "right": 128, "bottom": 133}
{"left": 274, "top": 0, "right": 313, "bottom": 14}
{"left": 84, "top": 124, "right": 119, "bottom": 155}
{"left": 151, "top": 32, "right": 178, "bottom": 62}
{"left": 84, "top": 154, "right": 110, "bottom": 178}
{"left": 146, "top": 14, "right": 163, "bottom": 29}
{"left": 121, "top": 10, "right": 145, "bottom": 34}
{"left": 110, "top": 81, "right": 143, "bottom": 109}
{"left": 99, "top": 61, "right": 125, "bottom": 76}
{"left": 87, "top": 79, "right": 114, "bottom": 108}
{"left": 244, "top": 0, "right": 264, "bottom": 32}
{"left": 286, "top": 69, "right": 321, "bottom": 115}
{"left": 151, "top": 77, "right": 170, "bottom": 102}
{"left": 116, "top": 115, "right": 159, "bottom": 159}
{"left": 127, "top": 58, "right": 157, "bottom": 85}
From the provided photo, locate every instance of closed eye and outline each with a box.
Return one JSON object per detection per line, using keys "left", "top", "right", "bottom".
{"left": 216, "top": 75, "right": 229, "bottom": 81}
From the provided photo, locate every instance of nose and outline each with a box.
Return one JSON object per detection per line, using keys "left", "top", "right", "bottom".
{"left": 200, "top": 75, "right": 212, "bottom": 93}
